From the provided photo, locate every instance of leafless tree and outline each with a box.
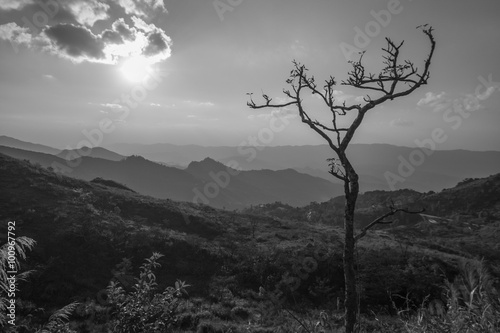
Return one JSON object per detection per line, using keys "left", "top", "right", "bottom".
{"left": 247, "top": 26, "right": 435, "bottom": 332}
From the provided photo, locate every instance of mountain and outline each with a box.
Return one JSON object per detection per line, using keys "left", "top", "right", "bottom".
{"left": 185, "top": 158, "right": 343, "bottom": 208}
{"left": 0, "top": 135, "right": 61, "bottom": 155}
{"left": 245, "top": 173, "right": 500, "bottom": 235}
{"left": 0, "top": 146, "right": 342, "bottom": 209}
{"left": 0, "top": 145, "right": 203, "bottom": 202}
{"left": 1, "top": 152, "right": 499, "bottom": 330}
{"left": 0, "top": 152, "right": 228, "bottom": 306}
{"left": 105, "top": 142, "right": 500, "bottom": 192}
{"left": 5, "top": 135, "right": 499, "bottom": 193}
{"left": 57, "top": 146, "right": 125, "bottom": 161}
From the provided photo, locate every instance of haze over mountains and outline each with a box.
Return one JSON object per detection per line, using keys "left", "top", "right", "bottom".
{"left": 108, "top": 141, "right": 500, "bottom": 192}
{"left": 1, "top": 135, "right": 500, "bottom": 210}
{"left": 0, "top": 137, "right": 342, "bottom": 209}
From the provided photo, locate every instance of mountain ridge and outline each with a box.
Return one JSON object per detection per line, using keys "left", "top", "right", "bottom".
{"left": 0, "top": 145, "right": 342, "bottom": 209}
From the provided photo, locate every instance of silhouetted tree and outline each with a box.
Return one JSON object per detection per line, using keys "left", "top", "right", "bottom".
{"left": 248, "top": 26, "right": 435, "bottom": 332}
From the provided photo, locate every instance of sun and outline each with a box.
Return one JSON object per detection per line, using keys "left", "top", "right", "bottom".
{"left": 120, "top": 56, "right": 152, "bottom": 83}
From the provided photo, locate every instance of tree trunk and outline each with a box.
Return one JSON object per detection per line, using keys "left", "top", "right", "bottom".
{"left": 343, "top": 164, "right": 359, "bottom": 333}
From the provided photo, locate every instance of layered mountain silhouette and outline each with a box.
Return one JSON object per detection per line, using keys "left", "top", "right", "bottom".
{"left": 0, "top": 143, "right": 342, "bottom": 209}
{"left": 107, "top": 142, "right": 500, "bottom": 192}
{"left": 2, "top": 135, "right": 500, "bottom": 208}
{"left": 185, "top": 157, "right": 342, "bottom": 207}
{"left": 0, "top": 135, "right": 61, "bottom": 155}
{"left": 57, "top": 147, "right": 125, "bottom": 161}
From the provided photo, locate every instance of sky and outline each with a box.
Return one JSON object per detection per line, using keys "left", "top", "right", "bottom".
{"left": 0, "top": 0, "right": 499, "bottom": 151}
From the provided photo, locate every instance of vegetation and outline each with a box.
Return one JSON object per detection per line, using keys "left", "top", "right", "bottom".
{"left": 106, "top": 253, "right": 190, "bottom": 332}
{"left": 0, "top": 236, "right": 36, "bottom": 326}
{"left": 1, "top": 153, "right": 499, "bottom": 331}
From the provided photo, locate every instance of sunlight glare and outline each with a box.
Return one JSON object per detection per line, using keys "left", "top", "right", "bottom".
{"left": 120, "top": 57, "right": 152, "bottom": 83}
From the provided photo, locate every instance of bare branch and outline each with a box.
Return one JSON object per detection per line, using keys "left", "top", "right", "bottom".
{"left": 354, "top": 206, "right": 425, "bottom": 242}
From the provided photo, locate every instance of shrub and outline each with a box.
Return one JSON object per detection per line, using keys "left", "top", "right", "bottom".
{"left": 403, "top": 259, "right": 500, "bottom": 333}
{"left": 106, "top": 252, "right": 190, "bottom": 332}
{"left": 1, "top": 236, "right": 78, "bottom": 332}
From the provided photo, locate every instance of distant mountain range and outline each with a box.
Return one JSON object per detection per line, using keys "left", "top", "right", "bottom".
{"left": 106, "top": 141, "right": 500, "bottom": 192}
{"left": 1, "top": 135, "right": 500, "bottom": 207}
{"left": 57, "top": 147, "right": 125, "bottom": 161}
{"left": 0, "top": 135, "right": 61, "bottom": 155}
{"left": 0, "top": 143, "right": 342, "bottom": 209}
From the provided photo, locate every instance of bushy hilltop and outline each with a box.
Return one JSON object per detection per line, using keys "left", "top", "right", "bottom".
{"left": 1, "top": 153, "right": 499, "bottom": 331}
{"left": 244, "top": 173, "right": 500, "bottom": 227}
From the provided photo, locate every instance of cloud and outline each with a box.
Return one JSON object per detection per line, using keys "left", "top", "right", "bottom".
{"left": 0, "top": 22, "right": 32, "bottom": 45}
{"left": 143, "top": 31, "right": 168, "bottom": 56}
{"left": 317, "top": 90, "right": 365, "bottom": 104}
{"left": 113, "top": 0, "right": 167, "bottom": 17}
{"left": 112, "top": 18, "right": 135, "bottom": 41}
{"left": 417, "top": 91, "right": 446, "bottom": 106}
{"left": 390, "top": 118, "right": 414, "bottom": 127}
{"left": 44, "top": 23, "right": 106, "bottom": 61}
{"left": 0, "top": 22, "right": 50, "bottom": 49}
{"left": 150, "top": 102, "right": 161, "bottom": 107}
{"left": 0, "top": 0, "right": 108, "bottom": 27}
{"left": 0, "top": 16, "right": 172, "bottom": 65}
{"left": 416, "top": 85, "right": 498, "bottom": 114}
{"left": 100, "top": 103, "right": 124, "bottom": 109}
{"left": 184, "top": 100, "right": 215, "bottom": 107}
{"left": 42, "top": 74, "right": 55, "bottom": 80}
{"left": 250, "top": 108, "right": 297, "bottom": 121}
{"left": 0, "top": 0, "right": 33, "bottom": 11}
{"left": 66, "top": 0, "right": 110, "bottom": 27}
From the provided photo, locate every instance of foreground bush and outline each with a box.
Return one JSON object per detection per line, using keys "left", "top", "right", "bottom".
{"left": 403, "top": 259, "right": 500, "bottom": 333}
{"left": 106, "top": 252, "right": 190, "bottom": 332}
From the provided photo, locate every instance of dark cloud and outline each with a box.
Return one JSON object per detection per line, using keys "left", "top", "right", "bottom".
{"left": 44, "top": 23, "right": 105, "bottom": 60}
{"left": 101, "top": 29, "right": 123, "bottom": 44}
{"left": 1, "top": 9, "right": 171, "bottom": 64}
{"left": 144, "top": 31, "right": 168, "bottom": 56}
{"left": 112, "top": 18, "right": 134, "bottom": 41}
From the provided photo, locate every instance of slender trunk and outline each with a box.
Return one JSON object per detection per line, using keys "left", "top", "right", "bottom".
{"left": 342, "top": 159, "right": 359, "bottom": 333}
{"left": 344, "top": 194, "right": 357, "bottom": 333}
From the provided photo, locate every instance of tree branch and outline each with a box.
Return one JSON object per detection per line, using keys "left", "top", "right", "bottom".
{"left": 354, "top": 207, "right": 425, "bottom": 242}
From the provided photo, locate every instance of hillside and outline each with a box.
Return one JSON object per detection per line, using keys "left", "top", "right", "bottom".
{"left": 1, "top": 153, "right": 499, "bottom": 331}
{"left": 0, "top": 145, "right": 203, "bottom": 202}
{"left": 0, "top": 146, "right": 342, "bottom": 209}
{"left": 57, "top": 146, "right": 125, "bottom": 161}
{"left": 0, "top": 135, "right": 61, "bottom": 155}
{"left": 244, "top": 174, "right": 500, "bottom": 228}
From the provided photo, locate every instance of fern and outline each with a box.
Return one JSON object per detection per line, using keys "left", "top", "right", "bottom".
{"left": 0, "top": 236, "right": 36, "bottom": 327}
{"left": 38, "top": 301, "right": 79, "bottom": 333}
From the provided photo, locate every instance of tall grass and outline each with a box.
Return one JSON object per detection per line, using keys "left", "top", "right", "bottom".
{"left": 403, "top": 259, "right": 500, "bottom": 333}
